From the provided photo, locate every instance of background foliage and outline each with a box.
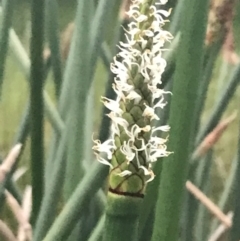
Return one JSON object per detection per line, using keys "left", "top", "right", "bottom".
{"left": 0, "top": 0, "right": 240, "bottom": 240}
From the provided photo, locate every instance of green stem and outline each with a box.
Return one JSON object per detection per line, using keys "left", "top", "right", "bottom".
{"left": 30, "top": 0, "right": 45, "bottom": 224}
{"left": 195, "top": 152, "right": 212, "bottom": 241}
{"left": 63, "top": 0, "right": 91, "bottom": 201}
{"left": 151, "top": 0, "right": 209, "bottom": 239}
{"left": 210, "top": 155, "right": 238, "bottom": 235}
{"left": 196, "top": 63, "right": 240, "bottom": 144}
{"left": 0, "top": 104, "right": 29, "bottom": 207}
{"left": 33, "top": 123, "right": 67, "bottom": 241}
{"left": 103, "top": 193, "right": 142, "bottom": 241}
{"left": 230, "top": 123, "right": 240, "bottom": 241}
{"left": 0, "top": 49, "right": 51, "bottom": 208}
{"left": 182, "top": 151, "right": 213, "bottom": 241}
{"left": 42, "top": 163, "right": 109, "bottom": 241}
{"left": 45, "top": 0, "right": 62, "bottom": 97}
{"left": 0, "top": 0, "right": 15, "bottom": 96}
{"left": 193, "top": 36, "right": 224, "bottom": 137}
{"left": 88, "top": 215, "right": 105, "bottom": 241}
{"left": 8, "top": 28, "right": 63, "bottom": 138}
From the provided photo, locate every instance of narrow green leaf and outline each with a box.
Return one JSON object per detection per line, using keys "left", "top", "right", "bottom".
{"left": 0, "top": 104, "right": 30, "bottom": 208}
{"left": 169, "top": 0, "right": 184, "bottom": 35}
{"left": 43, "top": 163, "right": 109, "bottom": 241}
{"left": 30, "top": 0, "right": 45, "bottom": 223}
{"left": 8, "top": 28, "right": 63, "bottom": 140}
{"left": 181, "top": 38, "right": 223, "bottom": 241}
{"left": 45, "top": 0, "right": 62, "bottom": 97}
{"left": 63, "top": 0, "right": 92, "bottom": 200}
{"left": 33, "top": 125, "right": 68, "bottom": 241}
{"left": 59, "top": 0, "right": 121, "bottom": 116}
{"left": 100, "top": 42, "right": 112, "bottom": 69}
{"left": 151, "top": 0, "right": 209, "bottom": 240}
{"left": 196, "top": 62, "right": 240, "bottom": 144}
{"left": 193, "top": 37, "right": 224, "bottom": 136}
{"left": 230, "top": 123, "right": 240, "bottom": 241}
{"left": 0, "top": 0, "right": 15, "bottom": 95}
{"left": 210, "top": 155, "right": 238, "bottom": 235}
{"left": 88, "top": 215, "right": 105, "bottom": 241}
{"left": 84, "top": 84, "right": 95, "bottom": 167}
{"left": 182, "top": 151, "right": 213, "bottom": 241}
{"left": 195, "top": 152, "right": 212, "bottom": 241}
{"left": 139, "top": 210, "right": 155, "bottom": 241}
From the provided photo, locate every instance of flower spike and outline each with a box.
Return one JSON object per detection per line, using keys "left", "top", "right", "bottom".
{"left": 93, "top": 0, "right": 172, "bottom": 195}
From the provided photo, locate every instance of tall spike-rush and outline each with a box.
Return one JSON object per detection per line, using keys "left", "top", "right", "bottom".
{"left": 92, "top": 0, "right": 172, "bottom": 240}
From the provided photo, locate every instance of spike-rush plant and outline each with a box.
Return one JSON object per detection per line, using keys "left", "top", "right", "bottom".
{"left": 92, "top": 0, "right": 172, "bottom": 240}
{"left": 0, "top": 0, "right": 240, "bottom": 241}
{"left": 93, "top": 0, "right": 172, "bottom": 193}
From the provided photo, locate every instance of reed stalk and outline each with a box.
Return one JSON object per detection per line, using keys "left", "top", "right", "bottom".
{"left": 151, "top": 0, "right": 209, "bottom": 239}
{"left": 0, "top": 0, "right": 14, "bottom": 95}
{"left": 30, "top": 0, "right": 45, "bottom": 224}
{"left": 45, "top": 0, "right": 62, "bottom": 97}
{"left": 230, "top": 122, "right": 240, "bottom": 241}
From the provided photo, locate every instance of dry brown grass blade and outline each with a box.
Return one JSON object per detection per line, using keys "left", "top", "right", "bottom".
{"left": 0, "top": 219, "right": 18, "bottom": 241}
{"left": 17, "top": 186, "right": 32, "bottom": 241}
{"left": 186, "top": 181, "right": 232, "bottom": 227}
{"left": 4, "top": 191, "right": 32, "bottom": 241}
{"left": 208, "top": 211, "right": 233, "bottom": 241}
{"left": 193, "top": 112, "right": 237, "bottom": 159}
{"left": 222, "top": 24, "right": 240, "bottom": 64}
{"left": 206, "top": 0, "right": 236, "bottom": 46}
{"left": 120, "top": 0, "right": 131, "bottom": 19}
{"left": 0, "top": 144, "right": 22, "bottom": 183}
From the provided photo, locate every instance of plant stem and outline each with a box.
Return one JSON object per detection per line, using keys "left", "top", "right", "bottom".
{"left": 42, "top": 163, "right": 109, "bottom": 241}
{"left": 63, "top": 0, "right": 91, "bottom": 201}
{"left": 30, "top": 0, "right": 45, "bottom": 224}
{"left": 88, "top": 215, "right": 105, "bottom": 241}
{"left": 151, "top": 0, "right": 209, "bottom": 239}
{"left": 103, "top": 193, "right": 142, "bottom": 241}
{"left": 33, "top": 124, "right": 68, "bottom": 241}
{"left": 0, "top": 0, "right": 15, "bottom": 96}
{"left": 45, "top": 0, "right": 62, "bottom": 97}
{"left": 196, "top": 63, "right": 240, "bottom": 144}
{"left": 230, "top": 122, "right": 240, "bottom": 241}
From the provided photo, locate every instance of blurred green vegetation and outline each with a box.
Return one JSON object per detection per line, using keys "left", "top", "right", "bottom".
{"left": 3, "top": 0, "right": 239, "bottom": 197}
{"left": 0, "top": 1, "right": 240, "bottom": 240}
{"left": 0, "top": 0, "right": 108, "bottom": 189}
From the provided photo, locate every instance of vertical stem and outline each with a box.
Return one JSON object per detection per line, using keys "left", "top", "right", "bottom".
{"left": 151, "top": 0, "right": 209, "bottom": 240}
{"left": 30, "top": 0, "right": 45, "bottom": 224}
{"left": 103, "top": 193, "right": 142, "bottom": 241}
{"left": 230, "top": 123, "right": 240, "bottom": 241}
{"left": 0, "top": 0, "right": 15, "bottom": 95}
{"left": 45, "top": 0, "right": 62, "bottom": 97}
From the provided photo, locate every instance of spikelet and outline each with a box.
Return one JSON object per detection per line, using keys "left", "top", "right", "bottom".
{"left": 93, "top": 0, "right": 172, "bottom": 195}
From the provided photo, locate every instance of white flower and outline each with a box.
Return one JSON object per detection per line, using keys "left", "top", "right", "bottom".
{"left": 126, "top": 90, "right": 142, "bottom": 104}
{"left": 107, "top": 112, "right": 129, "bottom": 136}
{"left": 93, "top": 0, "right": 172, "bottom": 182}
{"left": 118, "top": 170, "right": 132, "bottom": 177}
{"left": 101, "top": 97, "right": 123, "bottom": 115}
{"left": 94, "top": 153, "right": 113, "bottom": 168}
{"left": 92, "top": 139, "right": 116, "bottom": 159}
{"left": 142, "top": 104, "right": 160, "bottom": 120}
{"left": 120, "top": 141, "right": 135, "bottom": 163}
{"left": 152, "top": 125, "right": 170, "bottom": 133}
{"left": 140, "top": 166, "right": 155, "bottom": 183}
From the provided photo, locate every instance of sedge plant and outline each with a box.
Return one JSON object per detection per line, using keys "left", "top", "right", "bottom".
{"left": 92, "top": 0, "right": 173, "bottom": 240}
{"left": 0, "top": 0, "right": 240, "bottom": 241}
